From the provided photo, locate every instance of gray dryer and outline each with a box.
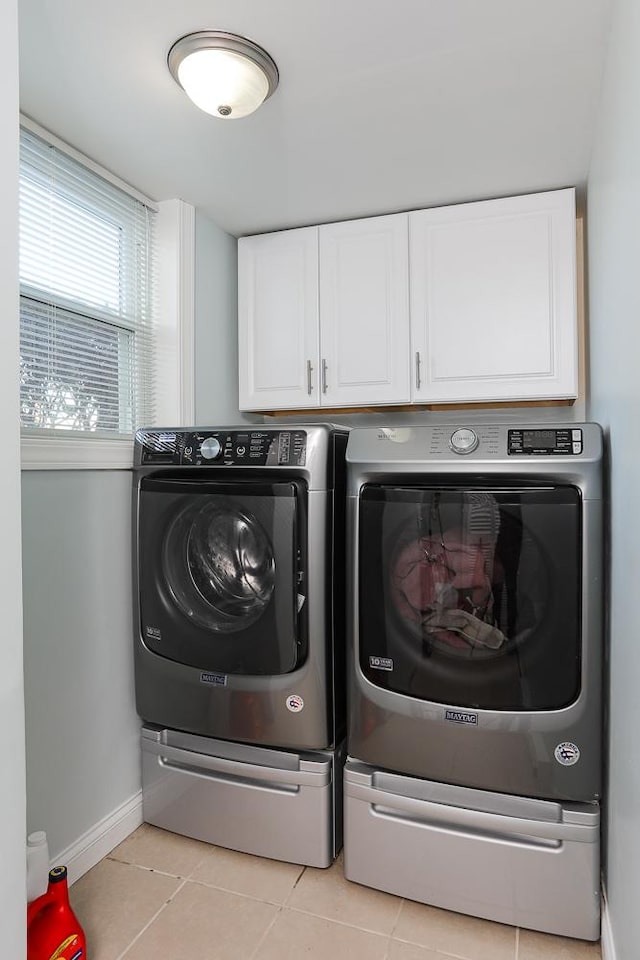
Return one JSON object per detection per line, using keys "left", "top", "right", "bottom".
{"left": 344, "top": 422, "right": 603, "bottom": 939}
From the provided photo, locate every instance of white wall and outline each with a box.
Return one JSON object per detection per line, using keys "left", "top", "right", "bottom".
{"left": 0, "top": 0, "right": 26, "bottom": 951}
{"left": 587, "top": 1, "right": 640, "bottom": 958}
{"left": 21, "top": 471, "right": 141, "bottom": 863}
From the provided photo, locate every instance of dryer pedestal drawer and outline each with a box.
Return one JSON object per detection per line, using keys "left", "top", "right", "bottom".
{"left": 343, "top": 760, "right": 600, "bottom": 941}
{"left": 141, "top": 725, "right": 344, "bottom": 868}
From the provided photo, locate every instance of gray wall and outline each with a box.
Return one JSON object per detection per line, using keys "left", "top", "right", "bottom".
{"left": 21, "top": 471, "right": 141, "bottom": 860}
{"left": 587, "top": 0, "right": 640, "bottom": 957}
{"left": 194, "top": 210, "right": 255, "bottom": 425}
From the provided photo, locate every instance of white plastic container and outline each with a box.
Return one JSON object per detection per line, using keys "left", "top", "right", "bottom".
{"left": 26, "top": 831, "right": 49, "bottom": 902}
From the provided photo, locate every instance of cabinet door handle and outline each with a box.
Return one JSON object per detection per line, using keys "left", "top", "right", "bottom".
{"left": 306, "top": 359, "right": 313, "bottom": 395}
{"left": 321, "top": 359, "right": 328, "bottom": 394}
{"left": 415, "top": 351, "right": 422, "bottom": 391}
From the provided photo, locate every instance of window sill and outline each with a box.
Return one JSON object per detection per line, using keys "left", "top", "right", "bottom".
{"left": 21, "top": 433, "right": 134, "bottom": 470}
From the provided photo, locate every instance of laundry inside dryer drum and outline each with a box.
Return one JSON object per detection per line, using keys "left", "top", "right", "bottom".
{"left": 163, "top": 499, "right": 276, "bottom": 632}
{"left": 358, "top": 484, "right": 581, "bottom": 710}
{"left": 388, "top": 491, "right": 550, "bottom": 660}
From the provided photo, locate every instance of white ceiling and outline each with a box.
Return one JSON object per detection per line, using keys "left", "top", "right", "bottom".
{"left": 18, "top": 0, "right": 612, "bottom": 237}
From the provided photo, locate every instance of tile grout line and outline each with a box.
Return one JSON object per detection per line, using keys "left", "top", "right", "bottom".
{"left": 184, "top": 852, "right": 210, "bottom": 881}
{"left": 385, "top": 903, "right": 520, "bottom": 960}
{"left": 382, "top": 932, "right": 393, "bottom": 960}
{"left": 389, "top": 898, "right": 405, "bottom": 938}
{"left": 107, "top": 856, "right": 197, "bottom": 882}
{"left": 385, "top": 937, "right": 514, "bottom": 960}
{"left": 280, "top": 902, "right": 403, "bottom": 940}
{"left": 383, "top": 897, "right": 405, "bottom": 960}
{"left": 283, "top": 865, "right": 307, "bottom": 906}
{"left": 248, "top": 905, "right": 284, "bottom": 960}
{"left": 244, "top": 896, "right": 400, "bottom": 960}
{"left": 108, "top": 857, "right": 304, "bottom": 909}
{"left": 184, "top": 873, "right": 308, "bottom": 908}
{"left": 113, "top": 876, "right": 189, "bottom": 960}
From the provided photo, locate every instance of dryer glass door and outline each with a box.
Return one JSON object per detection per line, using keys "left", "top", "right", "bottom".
{"left": 138, "top": 477, "right": 307, "bottom": 676}
{"left": 358, "top": 483, "right": 581, "bottom": 710}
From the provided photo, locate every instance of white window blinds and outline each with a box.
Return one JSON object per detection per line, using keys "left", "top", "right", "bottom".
{"left": 19, "top": 126, "right": 157, "bottom": 435}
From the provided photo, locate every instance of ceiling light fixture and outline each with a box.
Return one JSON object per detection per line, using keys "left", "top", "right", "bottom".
{"left": 168, "top": 31, "right": 279, "bottom": 120}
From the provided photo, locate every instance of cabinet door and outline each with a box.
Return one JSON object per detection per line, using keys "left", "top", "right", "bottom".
{"left": 319, "top": 215, "right": 410, "bottom": 407}
{"left": 410, "top": 189, "right": 578, "bottom": 403}
{"left": 238, "top": 228, "right": 319, "bottom": 410}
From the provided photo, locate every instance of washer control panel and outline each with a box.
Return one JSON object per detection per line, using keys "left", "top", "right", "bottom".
{"left": 508, "top": 428, "right": 583, "bottom": 456}
{"left": 200, "top": 436, "right": 221, "bottom": 460}
{"left": 139, "top": 430, "right": 308, "bottom": 466}
{"left": 449, "top": 427, "right": 479, "bottom": 455}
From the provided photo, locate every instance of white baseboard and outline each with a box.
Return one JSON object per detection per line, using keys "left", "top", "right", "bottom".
{"left": 601, "top": 887, "right": 617, "bottom": 960}
{"left": 51, "top": 791, "right": 143, "bottom": 886}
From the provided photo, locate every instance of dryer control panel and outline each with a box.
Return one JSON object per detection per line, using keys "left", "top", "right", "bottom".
{"left": 139, "top": 430, "right": 308, "bottom": 466}
{"left": 508, "top": 428, "right": 583, "bottom": 456}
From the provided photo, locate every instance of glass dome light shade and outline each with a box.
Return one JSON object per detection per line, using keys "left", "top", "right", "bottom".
{"left": 178, "top": 49, "right": 269, "bottom": 118}
{"left": 168, "top": 32, "right": 279, "bottom": 120}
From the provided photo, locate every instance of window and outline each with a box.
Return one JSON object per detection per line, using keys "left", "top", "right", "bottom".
{"left": 19, "top": 125, "right": 157, "bottom": 437}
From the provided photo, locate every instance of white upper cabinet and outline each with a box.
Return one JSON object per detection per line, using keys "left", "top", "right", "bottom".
{"left": 409, "top": 188, "right": 578, "bottom": 403}
{"left": 319, "top": 215, "right": 410, "bottom": 407}
{"left": 238, "top": 216, "right": 410, "bottom": 411}
{"left": 238, "top": 227, "right": 320, "bottom": 410}
{"left": 238, "top": 189, "right": 579, "bottom": 411}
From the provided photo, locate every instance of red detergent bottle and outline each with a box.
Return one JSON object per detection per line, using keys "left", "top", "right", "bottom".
{"left": 27, "top": 865, "right": 87, "bottom": 960}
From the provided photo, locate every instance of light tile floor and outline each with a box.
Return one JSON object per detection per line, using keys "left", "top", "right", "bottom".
{"left": 69, "top": 824, "right": 602, "bottom": 960}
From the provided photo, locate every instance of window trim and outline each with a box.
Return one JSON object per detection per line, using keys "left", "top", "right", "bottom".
{"left": 21, "top": 432, "right": 135, "bottom": 470}
{"left": 19, "top": 115, "right": 159, "bottom": 211}
{"left": 19, "top": 117, "right": 195, "bottom": 470}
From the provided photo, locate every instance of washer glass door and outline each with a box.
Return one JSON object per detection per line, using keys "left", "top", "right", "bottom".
{"left": 138, "top": 477, "right": 307, "bottom": 676}
{"left": 358, "top": 483, "right": 581, "bottom": 710}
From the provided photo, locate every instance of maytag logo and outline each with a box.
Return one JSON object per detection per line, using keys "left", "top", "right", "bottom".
{"left": 200, "top": 672, "right": 227, "bottom": 687}
{"left": 445, "top": 709, "right": 478, "bottom": 726}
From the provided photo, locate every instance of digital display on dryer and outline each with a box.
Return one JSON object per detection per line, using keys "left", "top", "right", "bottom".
{"left": 508, "top": 428, "right": 583, "bottom": 456}
{"left": 523, "top": 429, "right": 556, "bottom": 448}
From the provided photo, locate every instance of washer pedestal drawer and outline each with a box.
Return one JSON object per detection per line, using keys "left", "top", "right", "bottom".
{"left": 344, "top": 759, "right": 600, "bottom": 941}
{"left": 142, "top": 725, "right": 345, "bottom": 867}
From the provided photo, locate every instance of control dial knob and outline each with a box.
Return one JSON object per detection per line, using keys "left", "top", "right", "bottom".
{"left": 200, "top": 437, "right": 221, "bottom": 460}
{"left": 449, "top": 428, "right": 479, "bottom": 455}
